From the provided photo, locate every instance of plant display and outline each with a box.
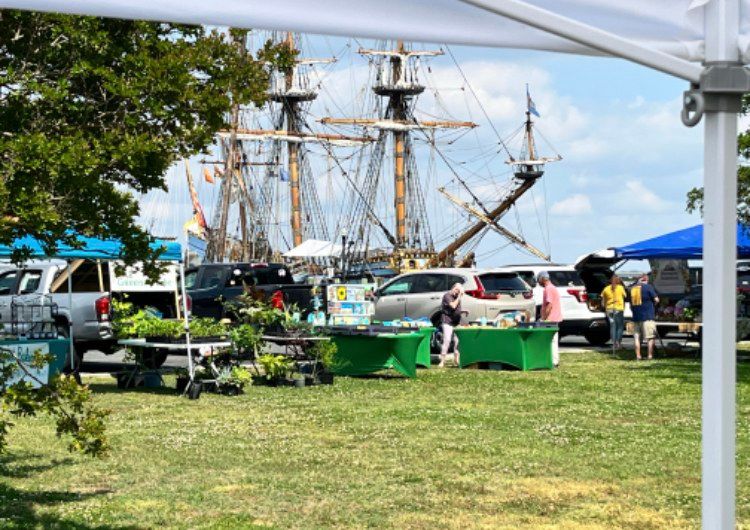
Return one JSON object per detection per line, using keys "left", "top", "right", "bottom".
{"left": 225, "top": 294, "right": 285, "bottom": 329}
{"left": 309, "top": 340, "right": 338, "bottom": 373}
{"left": 189, "top": 318, "right": 228, "bottom": 339}
{"left": 257, "top": 354, "right": 294, "bottom": 381}
{"left": 230, "top": 324, "right": 264, "bottom": 355}
{"left": 138, "top": 319, "right": 183, "bottom": 339}
{"left": 112, "top": 298, "right": 183, "bottom": 339}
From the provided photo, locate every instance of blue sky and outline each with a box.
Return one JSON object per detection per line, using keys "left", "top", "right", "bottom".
{"left": 140, "top": 33, "right": 711, "bottom": 266}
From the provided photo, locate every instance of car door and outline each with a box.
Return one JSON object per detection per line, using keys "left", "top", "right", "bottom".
{"left": 405, "top": 274, "right": 446, "bottom": 320}
{"left": 188, "top": 265, "right": 227, "bottom": 319}
{"left": 0, "top": 269, "right": 20, "bottom": 324}
{"left": 373, "top": 275, "right": 414, "bottom": 321}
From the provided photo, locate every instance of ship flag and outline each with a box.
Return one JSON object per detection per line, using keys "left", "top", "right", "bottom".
{"left": 203, "top": 166, "right": 215, "bottom": 184}
{"left": 526, "top": 84, "right": 540, "bottom": 117}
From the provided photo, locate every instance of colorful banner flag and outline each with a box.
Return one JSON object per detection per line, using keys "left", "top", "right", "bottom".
{"left": 526, "top": 84, "right": 540, "bottom": 117}
{"left": 203, "top": 166, "right": 214, "bottom": 184}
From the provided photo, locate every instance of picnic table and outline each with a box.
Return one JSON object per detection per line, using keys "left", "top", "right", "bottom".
{"left": 453, "top": 326, "right": 557, "bottom": 371}
{"left": 328, "top": 329, "right": 423, "bottom": 378}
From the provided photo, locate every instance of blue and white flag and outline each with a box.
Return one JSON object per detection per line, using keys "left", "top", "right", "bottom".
{"left": 526, "top": 84, "right": 540, "bottom": 117}
{"left": 279, "top": 168, "right": 290, "bottom": 182}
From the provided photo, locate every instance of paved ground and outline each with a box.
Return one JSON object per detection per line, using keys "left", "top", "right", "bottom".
{"left": 79, "top": 334, "right": 692, "bottom": 376}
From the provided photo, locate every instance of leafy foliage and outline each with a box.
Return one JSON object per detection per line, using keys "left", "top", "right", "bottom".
{"left": 0, "top": 12, "right": 281, "bottom": 277}
{"left": 230, "top": 324, "right": 264, "bottom": 354}
{"left": 308, "top": 340, "right": 338, "bottom": 371}
{"left": 189, "top": 317, "right": 227, "bottom": 339}
{"left": 257, "top": 354, "right": 294, "bottom": 381}
{"left": 0, "top": 347, "right": 109, "bottom": 456}
{"left": 686, "top": 94, "right": 750, "bottom": 223}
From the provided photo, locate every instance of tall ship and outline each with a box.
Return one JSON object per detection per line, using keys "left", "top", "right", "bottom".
{"left": 138, "top": 33, "right": 561, "bottom": 274}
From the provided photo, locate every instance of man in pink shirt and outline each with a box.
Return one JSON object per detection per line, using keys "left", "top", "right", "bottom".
{"left": 538, "top": 271, "right": 562, "bottom": 367}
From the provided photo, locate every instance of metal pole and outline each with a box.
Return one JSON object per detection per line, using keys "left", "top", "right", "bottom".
{"left": 67, "top": 260, "right": 74, "bottom": 372}
{"left": 178, "top": 260, "right": 194, "bottom": 388}
{"left": 702, "top": 1, "right": 739, "bottom": 527}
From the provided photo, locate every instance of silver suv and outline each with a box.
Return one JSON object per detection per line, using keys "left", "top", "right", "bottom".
{"left": 373, "top": 268, "right": 535, "bottom": 324}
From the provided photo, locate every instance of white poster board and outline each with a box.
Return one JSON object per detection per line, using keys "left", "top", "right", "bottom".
{"left": 649, "top": 259, "right": 689, "bottom": 295}
{"left": 108, "top": 262, "right": 178, "bottom": 292}
{"left": 3, "top": 342, "right": 49, "bottom": 388}
{"left": 326, "top": 283, "right": 376, "bottom": 326}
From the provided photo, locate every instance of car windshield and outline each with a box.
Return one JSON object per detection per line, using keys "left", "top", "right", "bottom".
{"left": 479, "top": 273, "right": 528, "bottom": 292}
{"left": 549, "top": 270, "right": 584, "bottom": 287}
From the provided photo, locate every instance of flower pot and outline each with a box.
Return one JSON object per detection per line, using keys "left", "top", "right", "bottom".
{"left": 318, "top": 372, "right": 334, "bottom": 385}
{"left": 143, "top": 372, "right": 162, "bottom": 388}
{"left": 175, "top": 376, "right": 189, "bottom": 393}
{"left": 294, "top": 378, "right": 306, "bottom": 388}
{"left": 187, "top": 381, "right": 202, "bottom": 400}
{"left": 304, "top": 375, "right": 317, "bottom": 387}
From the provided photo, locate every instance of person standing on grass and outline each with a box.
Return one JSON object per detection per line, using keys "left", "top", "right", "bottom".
{"left": 439, "top": 282, "right": 463, "bottom": 368}
{"left": 538, "top": 271, "right": 562, "bottom": 367}
{"left": 630, "top": 273, "right": 660, "bottom": 360}
{"left": 601, "top": 274, "right": 627, "bottom": 349}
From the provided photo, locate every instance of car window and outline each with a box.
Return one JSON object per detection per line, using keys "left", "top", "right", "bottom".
{"left": 549, "top": 270, "right": 584, "bottom": 287}
{"left": 479, "top": 273, "right": 528, "bottom": 292}
{"left": 198, "top": 267, "right": 225, "bottom": 289}
{"left": 516, "top": 271, "right": 536, "bottom": 287}
{"left": 381, "top": 276, "right": 413, "bottom": 296}
{"left": 51, "top": 261, "right": 110, "bottom": 293}
{"left": 243, "top": 267, "right": 294, "bottom": 286}
{"left": 18, "top": 270, "right": 42, "bottom": 294}
{"left": 184, "top": 270, "right": 198, "bottom": 289}
{"left": 441, "top": 275, "right": 466, "bottom": 291}
{"left": 411, "top": 274, "right": 445, "bottom": 294}
{"left": 0, "top": 271, "right": 18, "bottom": 295}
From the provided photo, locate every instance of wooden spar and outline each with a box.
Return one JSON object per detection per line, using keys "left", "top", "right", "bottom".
{"left": 437, "top": 187, "right": 551, "bottom": 262}
{"left": 283, "top": 33, "right": 304, "bottom": 248}
{"left": 434, "top": 178, "right": 538, "bottom": 265}
{"left": 525, "top": 112, "right": 536, "bottom": 160}
{"left": 394, "top": 131, "right": 406, "bottom": 244}
{"left": 218, "top": 128, "right": 374, "bottom": 143}
{"left": 318, "top": 118, "right": 476, "bottom": 129}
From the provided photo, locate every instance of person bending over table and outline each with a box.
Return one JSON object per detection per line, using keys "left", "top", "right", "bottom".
{"left": 439, "top": 282, "right": 464, "bottom": 368}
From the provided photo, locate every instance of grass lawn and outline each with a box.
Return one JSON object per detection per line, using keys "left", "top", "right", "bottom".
{"left": 2, "top": 349, "right": 750, "bottom": 529}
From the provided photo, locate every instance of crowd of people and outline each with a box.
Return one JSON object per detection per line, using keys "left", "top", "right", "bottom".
{"left": 437, "top": 270, "right": 660, "bottom": 368}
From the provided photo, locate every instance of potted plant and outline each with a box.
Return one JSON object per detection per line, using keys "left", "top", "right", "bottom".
{"left": 175, "top": 368, "right": 190, "bottom": 393}
{"left": 309, "top": 340, "right": 338, "bottom": 385}
{"left": 256, "top": 353, "right": 295, "bottom": 386}
{"left": 214, "top": 365, "right": 253, "bottom": 395}
{"left": 230, "top": 323, "right": 264, "bottom": 358}
{"left": 189, "top": 317, "right": 228, "bottom": 343}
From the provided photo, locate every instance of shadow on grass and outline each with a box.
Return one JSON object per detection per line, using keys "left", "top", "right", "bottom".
{"left": 86, "top": 382, "right": 179, "bottom": 397}
{"left": 0, "top": 454, "right": 134, "bottom": 529}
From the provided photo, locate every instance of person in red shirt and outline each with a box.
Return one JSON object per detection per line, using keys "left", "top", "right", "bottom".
{"left": 538, "top": 271, "right": 562, "bottom": 367}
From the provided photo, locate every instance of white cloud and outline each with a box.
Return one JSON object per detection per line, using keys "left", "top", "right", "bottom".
{"left": 622, "top": 180, "right": 672, "bottom": 212}
{"left": 550, "top": 194, "right": 592, "bottom": 216}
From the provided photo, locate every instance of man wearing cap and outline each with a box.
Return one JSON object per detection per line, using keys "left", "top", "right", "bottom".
{"left": 538, "top": 271, "right": 562, "bottom": 366}
{"left": 630, "top": 273, "right": 660, "bottom": 360}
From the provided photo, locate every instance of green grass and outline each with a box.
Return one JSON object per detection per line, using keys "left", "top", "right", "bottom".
{"left": 2, "top": 350, "right": 750, "bottom": 529}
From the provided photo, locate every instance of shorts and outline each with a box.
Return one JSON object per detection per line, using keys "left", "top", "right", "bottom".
{"left": 633, "top": 320, "right": 657, "bottom": 340}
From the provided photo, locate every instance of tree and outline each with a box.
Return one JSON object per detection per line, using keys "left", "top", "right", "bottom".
{"left": 686, "top": 95, "right": 750, "bottom": 223}
{"left": 0, "top": 11, "right": 286, "bottom": 455}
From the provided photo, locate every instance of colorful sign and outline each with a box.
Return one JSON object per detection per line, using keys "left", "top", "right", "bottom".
{"left": 109, "top": 262, "right": 178, "bottom": 292}
{"left": 3, "top": 342, "right": 49, "bottom": 388}
{"left": 326, "top": 283, "right": 376, "bottom": 325}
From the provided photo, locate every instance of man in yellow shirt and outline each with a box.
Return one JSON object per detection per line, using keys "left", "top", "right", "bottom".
{"left": 600, "top": 274, "right": 627, "bottom": 349}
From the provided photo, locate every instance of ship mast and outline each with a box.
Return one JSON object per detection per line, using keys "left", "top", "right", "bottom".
{"left": 321, "top": 41, "right": 476, "bottom": 269}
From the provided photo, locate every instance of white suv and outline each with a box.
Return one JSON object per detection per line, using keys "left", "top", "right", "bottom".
{"left": 373, "top": 268, "right": 535, "bottom": 325}
{"left": 503, "top": 264, "right": 610, "bottom": 345}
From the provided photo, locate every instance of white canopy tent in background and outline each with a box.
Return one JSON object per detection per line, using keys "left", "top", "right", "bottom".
{"left": 283, "top": 239, "right": 342, "bottom": 259}
{"left": 2, "top": 1, "right": 746, "bottom": 527}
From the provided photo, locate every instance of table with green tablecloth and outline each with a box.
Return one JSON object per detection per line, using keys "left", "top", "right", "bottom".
{"left": 453, "top": 326, "right": 557, "bottom": 371}
{"left": 415, "top": 327, "right": 434, "bottom": 368}
{"left": 0, "top": 338, "right": 70, "bottom": 385}
{"left": 329, "top": 332, "right": 423, "bottom": 378}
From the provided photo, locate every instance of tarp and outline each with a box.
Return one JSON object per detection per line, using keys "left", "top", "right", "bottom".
{"left": 0, "top": 235, "right": 182, "bottom": 262}
{"left": 613, "top": 223, "right": 750, "bottom": 260}
{"left": 283, "top": 239, "right": 342, "bottom": 258}
{"left": 5, "top": 0, "right": 750, "bottom": 64}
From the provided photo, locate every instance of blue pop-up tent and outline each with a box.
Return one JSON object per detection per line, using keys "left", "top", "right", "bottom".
{"left": 0, "top": 234, "right": 182, "bottom": 262}
{"left": 613, "top": 223, "right": 750, "bottom": 260}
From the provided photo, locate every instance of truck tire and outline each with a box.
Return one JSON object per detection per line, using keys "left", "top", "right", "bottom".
{"left": 140, "top": 348, "right": 169, "bottom": 369}
{"left": 584, "top": 329, "right": 610, "bottom": 346}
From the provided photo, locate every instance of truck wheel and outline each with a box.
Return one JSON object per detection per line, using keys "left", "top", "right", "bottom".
{"left": 140, "top": 349, "right": 169, "bottom": 369}
{"left": 584, "top": 330, "right": 610, "bottom": 346}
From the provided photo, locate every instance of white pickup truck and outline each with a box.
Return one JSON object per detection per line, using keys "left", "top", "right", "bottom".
{"left": 0, "top": 259, "right": 180, "bottom": 368}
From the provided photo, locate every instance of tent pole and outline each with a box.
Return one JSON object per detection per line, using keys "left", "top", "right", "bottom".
{"left": 67, "top": 259, "right": 75, "bottom": 373}
{"left": 178, "top": 260, "right": 194, "bottom": 390}
{"left": 702, "top": 1, "right": 739, "bottom": 528}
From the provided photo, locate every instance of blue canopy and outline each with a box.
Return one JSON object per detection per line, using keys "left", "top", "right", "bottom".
{"left": 0, "top": 234, "right": 182, "bottom": 262}
{"left": 613, "top": 223, "right": 750, "bottom": 260}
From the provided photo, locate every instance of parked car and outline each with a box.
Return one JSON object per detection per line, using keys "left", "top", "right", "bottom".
{"left": 503, "top": 263, "right": 611, "bottom": 345}
{"left": 372, "top": 267, "right": 535, "bottom": 325}
{"left": 0, "top": 259, "right": 181, "bottom": 367}
{"left": 186, "top": 262, "right": 318, "bottom": 319}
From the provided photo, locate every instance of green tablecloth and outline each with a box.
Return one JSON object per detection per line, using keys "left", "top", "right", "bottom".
{"left": 330, "top": 332, "right": 423, "bottom": 378}
{"left": 0, "top": 338, "right": 70, "bottom": 385}
{"left": 453, "top": 327, "right": 557, "bottom": 371}
{"left": 415, "top": 327, "right": 434, "bottom": 368}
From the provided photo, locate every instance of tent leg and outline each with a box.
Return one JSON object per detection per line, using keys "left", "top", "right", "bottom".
{"left": 67, "top": 260, "right": 77, "bottom": 378}
{"left": 178, "top": 261, "right": 194, "bottom": 392}
{"left": 702, "top": 2, "right": 739, "bottom": 528}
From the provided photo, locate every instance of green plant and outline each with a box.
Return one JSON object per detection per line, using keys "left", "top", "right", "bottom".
{"left": 309, "top": 340, "right": 338, "bottom": 374}
{"left": 137, "top": 318, "right": 183, "bottom": 339}
{"left": 230, "top": 324, "right": 264, "bottom": 354}
{"left": 224, "top": 294, "right": 285, "bottom": 329}
{"left": 229, "top": 366, "right": 253, "bottom": 387}
{"left": 257, "top": 354, "right": 294, "bottom": 381}
{"left": 189, "top": 317, "right": 227, "bottom": 338}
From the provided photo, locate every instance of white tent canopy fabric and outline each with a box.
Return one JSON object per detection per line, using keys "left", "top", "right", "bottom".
{"left": 283, "top": 239, "right": 342, "bottom": 258}
{"left": 6, "top": 0, "right": 750, "bottom": 63}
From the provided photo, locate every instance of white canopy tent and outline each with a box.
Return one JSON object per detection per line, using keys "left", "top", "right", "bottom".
{"left": 2, "top": 1, "right": 746, "bottom": 526}
{"left": 283, "top": 239, "right": 343, "bottom": 259}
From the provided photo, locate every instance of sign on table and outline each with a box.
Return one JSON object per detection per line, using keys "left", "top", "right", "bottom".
{"left": 2, "top": 342, "right": 49, "bottom": 388}
{"left": 326, "top": 284, "right": 376, "bottom": 326}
